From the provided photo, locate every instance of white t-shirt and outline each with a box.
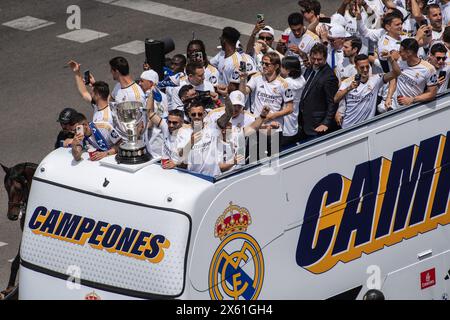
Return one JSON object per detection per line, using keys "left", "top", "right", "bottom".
{"left": 391, "top": 59, "right": 438, "bottom": 109}
{"left": 187, "top": 127, "right": 221, "bottom": 177}
{"left": 283, "top": 76, "right": 305, "bottom": 137}
{"left": 216, "top": 51, "right": 257, "bottom": 86}
{"left": 339, "top": 74, "right": 385, "bottom": 129}
{"left": 111, "top": 82, "right": 146, "bottom": 106}
{"left": 247, "top": 73, "right": 294, "bottom": 131}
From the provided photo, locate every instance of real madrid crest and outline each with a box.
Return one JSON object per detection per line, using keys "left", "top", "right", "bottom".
{"left": 208, "top": 202, "right": 264, "bottom": 300}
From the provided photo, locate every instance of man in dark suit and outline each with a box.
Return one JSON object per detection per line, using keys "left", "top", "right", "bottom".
{"left": 298, "top": 43, "right": 339, "bottom": 140}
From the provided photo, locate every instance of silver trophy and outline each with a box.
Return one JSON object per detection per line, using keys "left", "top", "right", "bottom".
{"left": 111, "top": 101, "right": 151, "bottom": 164}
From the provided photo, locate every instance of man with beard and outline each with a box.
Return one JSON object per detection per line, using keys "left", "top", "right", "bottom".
{"left": 298, "top": 43, "right": 339, "bottom": 139}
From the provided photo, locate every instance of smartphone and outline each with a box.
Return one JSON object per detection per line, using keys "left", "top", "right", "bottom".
{"left": 239, "top": 61, "right": 247, "bottom": 72}
{"left": 193, "top": 120, "right": 202, "bottom": 133}
{"left": 83, "top": 70, "right": 90, "bottom": 85}
{"left": 439, "top": 71, "right": 447, "bottom": 79}
{"left": 256, "top": 14, "right": 264, "bottom": 23}
{"left": 354, "top": 74, "right": 361, "bottom": 82}
{"left": 318, "top": 17, "right": 331, "bottom": 24}
{"left": 76, "top": 125, "right": 84, "bottom": 136}
{"left": 193, "top": 51, "right": 203, "bottom": 61}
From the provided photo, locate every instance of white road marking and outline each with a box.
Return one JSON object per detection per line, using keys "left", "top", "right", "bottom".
{"left": 57, "top": 28, "right": 109, "bottom": 43}
{"left": 2, "top": 16, "right": 55, "bottom": 31}
{"left": 95, "top": 0, "right": 283, "bottom": 38}
{"left": 0, "top": 242, "right": 8, "bottom": 247}
{"left": 111, "top": 40, "right": 145, "bottom": 55}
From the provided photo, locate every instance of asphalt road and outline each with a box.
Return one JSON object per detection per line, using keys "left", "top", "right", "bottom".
{"left": 0, "top": 0, "right": 339, "bottom": 295}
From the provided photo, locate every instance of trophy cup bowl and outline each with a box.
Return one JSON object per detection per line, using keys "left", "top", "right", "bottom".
{"left": 111, "top": 101, "right": 151, "bottom": 164}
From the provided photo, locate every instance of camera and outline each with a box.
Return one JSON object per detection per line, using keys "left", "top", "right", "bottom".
{"left": 196, "top": 90, "right": 215, "bottom": 109}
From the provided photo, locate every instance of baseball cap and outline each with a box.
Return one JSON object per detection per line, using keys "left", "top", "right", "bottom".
{"left": 230, "top": 90, "right": 246, "bottom": 106}
{"left": 257, "top": 26, "right": 275, "bottom": 37}
{"left": 140, "top": 70, "right": 159, "bottom": 84}
{"left": 57, "top": 107, "right": 78, "bottom": 124}
{"left": 328, "top": 25, "right": 351, "bottom": 38}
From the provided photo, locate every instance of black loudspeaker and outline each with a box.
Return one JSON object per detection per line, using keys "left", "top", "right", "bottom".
{"left": 145, "top": 37, "right": 175, "bottom": 81}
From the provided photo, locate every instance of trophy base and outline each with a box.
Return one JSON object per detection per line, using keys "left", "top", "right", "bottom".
{"left": 115, "top": 145, "right": 151, "bottom": 165}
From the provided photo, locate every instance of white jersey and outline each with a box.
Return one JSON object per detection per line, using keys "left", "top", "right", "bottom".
{"left": 187, "top": 127, "right": 221, "bottom": 177}
{"left": 392, "top": 59, "right": 438, "bottom": 109}
{"left": 144, "top": 89, "right": 169, "bottom": 158}
{"left": 111, "top": 82, "right": 146, "bottom": 106}
{"left": 217, "top": 52, "right": 257, "bottom": 85}
{"left": 331, "top": 12, "right": 370, "bottom": 54}
{"left": 336, "top": 62, "right": 358, "bottom": 82}
{"left": 91, "top": 103, "right": 113, "bottom": 125}
{"left": 204, "top": 107, "right": 256, "bottom": 130}
{"left": 285, "top": 28, "right": 320, "bottom": 58}
{"left": 443, "top": 2, "right": 450, "bottom": 26}
{"left": 339, "top": 74, "right": 385, "bottom": 129}
{"left": 205, "top": 64, "right": 220, "bottom": 87}
{"left": 85, "top": 122, "right": 121, "bottom": 151}
{"left": 159, "top": 121, "right": 184, "bottom": 164}
{"left": 247, "top": 73, "right": 294, "bottom": 131}
{"left": 283, "top": 76, "right": 305, "bottom": 137}
{"left": 216, "top": 129, "right": 246, "bottom": 170}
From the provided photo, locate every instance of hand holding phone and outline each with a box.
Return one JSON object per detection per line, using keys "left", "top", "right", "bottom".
{"left": 83, "top": 70, "right": 90, "bottom": 85}
{"left": 76, "top": 125, "right": 84, "bottom": 136}
{"left": 239, "top": 61, "right": 247, "bottom": 72}
{"left": 318, "top": 17, "right": 331, "bottom": 24}
{"left": 256, "top": 14, "right": 264, "bottom": 23}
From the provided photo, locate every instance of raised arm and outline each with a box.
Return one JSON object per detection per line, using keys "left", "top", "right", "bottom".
{"left": 68, "top": 60, "right": 93, "bottom": 103}
{"left": 215, "top": 85, "right": 234, "bottom": 129}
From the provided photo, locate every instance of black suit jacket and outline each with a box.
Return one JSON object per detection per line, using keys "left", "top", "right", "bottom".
{"left": 299, "top": 64, "right": 339, "bottom": 137}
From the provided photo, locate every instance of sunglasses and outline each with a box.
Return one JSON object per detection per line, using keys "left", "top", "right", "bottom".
{"left": 190, "top": 112, "right": 204, "bottom": 117}
{"left": 436, "top": 56, "right": 447, "bottom": 61}
{"left": 258, "top": 36, "right": 273, "bottom": 41}
{"left": 262, "top": 62, "right": 273, "bottom": 66}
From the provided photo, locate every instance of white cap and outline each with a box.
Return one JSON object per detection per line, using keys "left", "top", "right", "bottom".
{"left": 229, "top": 90, "right": 246, "bottom": 106}
{"left": 140, "top": 70, "right": 159, "bottom": 84}
{"left": 328, "top": 24, "right": 351, "bottom": 38}
{"left": 257, "top": 26, "right": 275, "bottom": 37}
{"left": 330, "top": 13, "right": 346, "bottom": 28}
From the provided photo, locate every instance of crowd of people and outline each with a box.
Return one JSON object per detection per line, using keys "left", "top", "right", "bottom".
{"left": 57, "top": 0, "right": 450, "bottom": 177}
